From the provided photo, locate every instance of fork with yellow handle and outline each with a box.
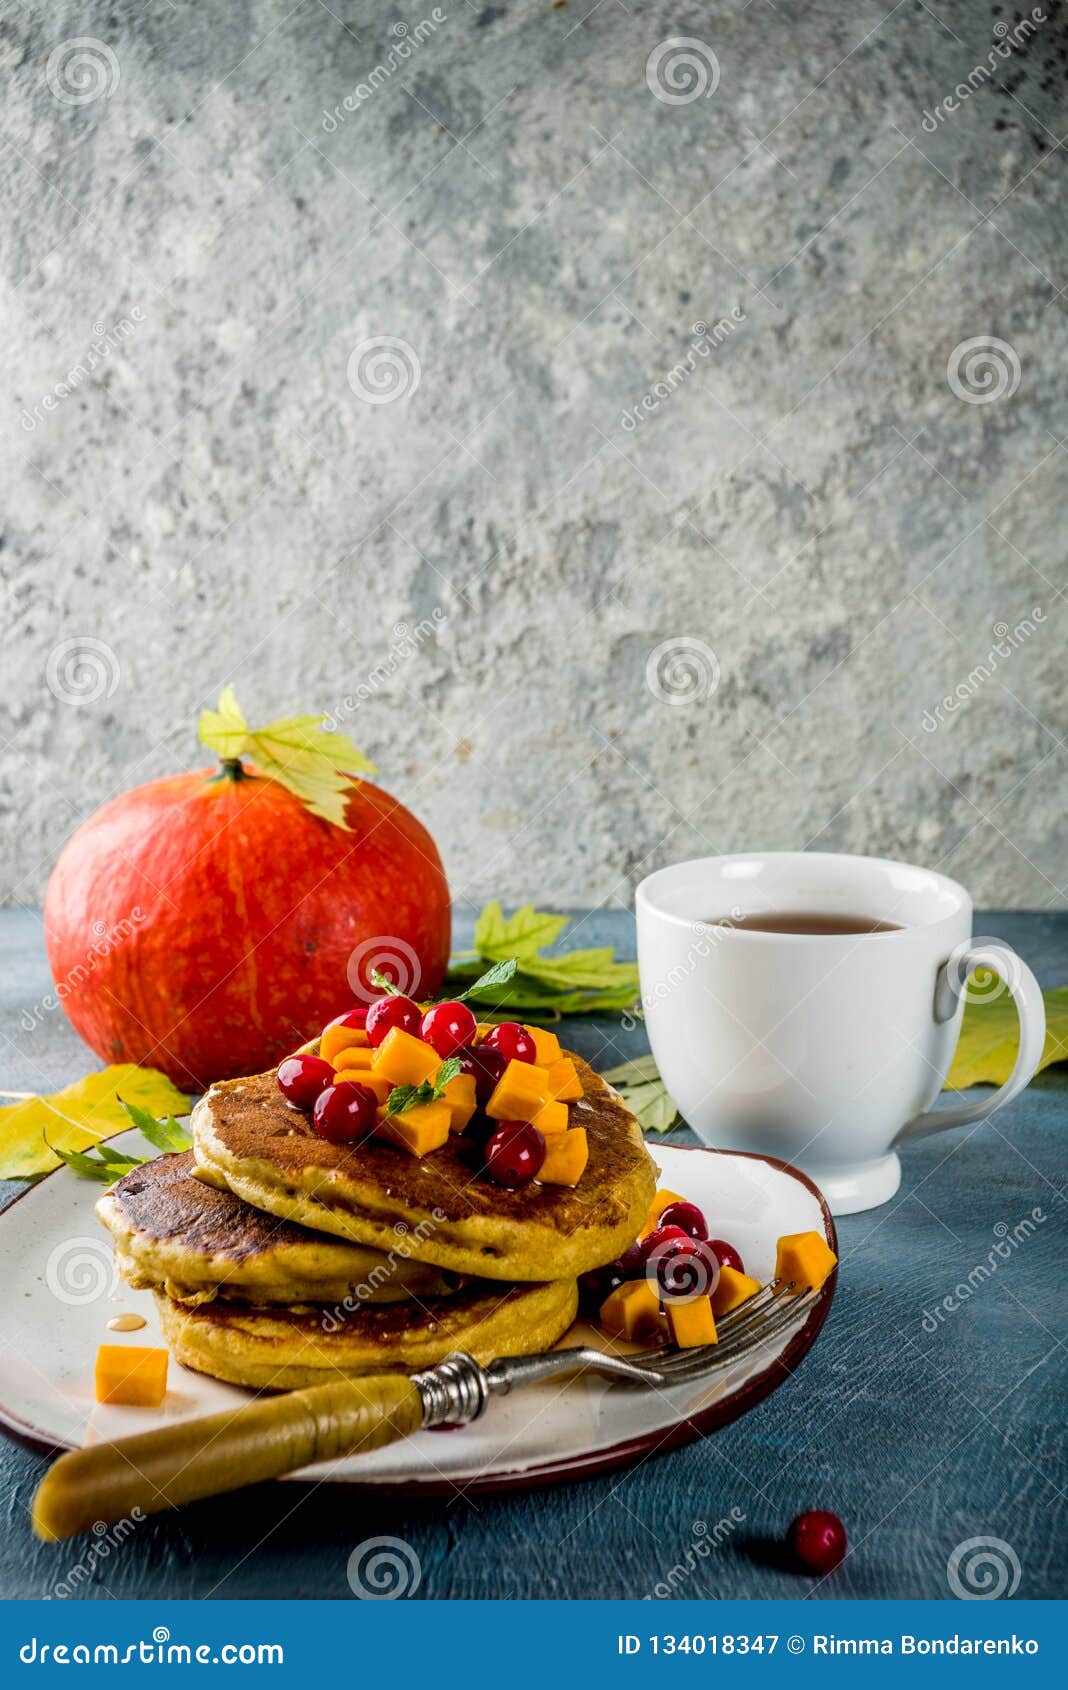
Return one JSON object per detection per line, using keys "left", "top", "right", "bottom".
{"left": 33, "top": 1263, "right": 832, "bottom": 1542}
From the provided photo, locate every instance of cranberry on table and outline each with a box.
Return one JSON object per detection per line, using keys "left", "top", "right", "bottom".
{"left": 365, "top": 993, "right": 422, "bottom": 1047}
{"left": 788, "top": 1509, "right": 847, "bottom": 1575}
{"left": 312, "top": 1080, "right": 379, "bottom": 1145}
{"left": 421, "top": 999, "right": 478, "bottom": 1057}
{"left": 482, "top": 1021, "right": 537, "bottom": 1064}
{"left": 456, "top": 1044, "right": 507, "bottom": 1104}
{"left": 325, "top": 1006, "right": 368, "bottom": 1032}
{"left": 658, "top": 1201, "right": 708, "bottom": 1241}
{"left": 707, "top": 1237, "right": 745, "bottom": 1275}
{"left": 482, "top": 1120, "right": 546, "bottom": 1188}
{"left": 276, "top": 1054, "right": 335, "bottom": 1111}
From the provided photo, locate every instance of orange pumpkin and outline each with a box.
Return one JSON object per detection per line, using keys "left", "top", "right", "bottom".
{"left": 44, "top": 765, "right": 450, "bottom": 1092}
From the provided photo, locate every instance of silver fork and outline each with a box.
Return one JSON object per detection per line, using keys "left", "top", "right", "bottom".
{"left": 32, "top": 1281, "right": 824, "bottom": 1542}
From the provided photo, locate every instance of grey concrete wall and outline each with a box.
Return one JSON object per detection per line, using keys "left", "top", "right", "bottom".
{"left": 3, "top": 0, "right": 1065, "bottom": 910}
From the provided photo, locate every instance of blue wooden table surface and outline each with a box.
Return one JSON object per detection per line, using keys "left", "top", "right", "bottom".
{"left": 1, "top": 908, "right": 1065, "bottom": 1601}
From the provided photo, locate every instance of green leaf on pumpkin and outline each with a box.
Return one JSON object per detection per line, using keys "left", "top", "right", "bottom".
{"left": 0, "top": 1067, "right": 190, "bottom": 1180}
{"left": 198, "top": 685, "right": 376, "bottom": 830}
{"left": 945, "top": 979, "right": 1068, "bottom": 1089}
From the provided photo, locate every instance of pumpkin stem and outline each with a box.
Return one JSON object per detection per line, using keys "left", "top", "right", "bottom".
{"left": 213, "top": 757, "right": 251, "bottom": 783}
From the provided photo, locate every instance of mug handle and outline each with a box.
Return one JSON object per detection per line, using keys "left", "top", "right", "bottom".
{"left": 906, "top": 942, "right": 1046, "bottom": 1140}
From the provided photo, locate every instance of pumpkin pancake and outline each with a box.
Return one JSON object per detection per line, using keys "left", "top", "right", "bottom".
{"left": 192, "top": 1053, "right": 657, "bottom": 1282}
{"left": 97, "top": 1150, "right": 459, "bottom": 1307}
{"left": 156, "top": 1277, "right": 578, "bottom": 1390}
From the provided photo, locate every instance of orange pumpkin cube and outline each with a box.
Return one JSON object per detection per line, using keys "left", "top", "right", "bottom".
{"left": 598, "top": 1279, "right": 664, "bottom": 1343}
{"left": 531, "top": 1098, "right": 569, "bottom": 1136}
{"left": 525, "top": 1025, "right": 562, "bottom": 1067}
{"left": 711, "top": 1263, "right": 762, "bottom": 1317}
{"left": 375, "top": 1100, "right": 451, "bottom": 1157}
{"left": 441, "top": 1073, "right": 477, "bottom": 1133}
{"left": 665, "top": 1295, "right": 718, "bottom": 1348}
{"left": 95, "top": 1344, "right": 169, "bottom": 1407}
{"left": 639, "top": 1188, "right": 686, "bottom": 1239}
{"left": 485, "top": 1058, "right": 551, "bottom": 1122}
{"left": 371, "top": 1027, "right": 439, "bottom": 1087}
{"left": 546, "top": 1057, "right": 583, "bottom": 1102}
{"left": 775, "top": 1231, "right": 838, "bottom": 1291}
{"left": 352, "top": 1072, "right": 393, "bottom": 1106}
{"left": 320, "top": 1022, "right": 370, "bottom": 1065}
{"left": 333, "top": 1045, "right": 375, "bottom": 1072}
{"left": 474, "top": 1023, "right": 495, "bottom": 1044}
{"left": 538, "top": 1127, "right": 588, "bottom": 1186}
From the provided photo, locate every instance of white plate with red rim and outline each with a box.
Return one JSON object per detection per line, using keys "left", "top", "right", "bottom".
{"left": 0, "top": 1134, "right": 836, "bottom": 1493}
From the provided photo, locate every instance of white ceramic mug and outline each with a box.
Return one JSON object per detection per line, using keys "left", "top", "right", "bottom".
{"left": 635, "top": 853, "right": 1046, "bottom": 1214}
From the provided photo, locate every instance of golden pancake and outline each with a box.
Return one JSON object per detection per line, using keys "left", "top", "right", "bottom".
{"left": 97, "top": 1150, "right": 459, "bottom": 1307}
{"left": 192, "top": 1053, "right": 657, "bottom": 1282}
{"left": 156, "top": 1277, "right": 579, "bottom": 1390}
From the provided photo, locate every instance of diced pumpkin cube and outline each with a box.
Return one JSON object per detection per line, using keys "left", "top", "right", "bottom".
{"left": 531, "top": 1098, "right": 569, "bottom": 1136}
{"left": 441, "top": 1073, "right": 477, "bottom": 1132}
{"left": 711, "top": 1263, "right": 762, "bottom": 1317}
{"left": 355, "top": 1072, "right": 393, "bottom": 1106}
{"left": 525, "top": 1025, "right": 562, "bottom": 1066}
{"left": 320, "top": 1022, "right": 370, "bottom": 1065}
{"left": 666, "top": 1295, "right": 718, "bottom": 1348}
{"left": 375, "top": 1100, "right": 452, "bottom": 1157}
{"left": 95, "top": 1345, "right": 169, "bottom": 1407}
{"left": 333, "top": 1044, "right": 375, "bottom": 1072}
{"left": 371, "top": 1027, "right": 439, "bottom": 1087}
{"left": 775, "top": 1231, "right": 838, "bottom": 1291}
{"left": 538, "top": 1126, "right": 588, "bottom": 1186}
{"left": 639, "top": 1188, "right": 686, "bottom": 1239}
{"left": 486, "top": 1058, "right": 550, "bottom": 1122}
{"left": 599, "top": 1279, "right": 664, "bottom": 1343}
{"left": 546, "top": 1057, "right": 582, "bottom": 1102}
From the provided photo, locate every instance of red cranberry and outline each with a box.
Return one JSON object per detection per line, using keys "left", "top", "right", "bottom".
{"left": 482, "top": 1022, "right": 537, "bottom": 1064}
{"left": 707, "top": 1237, "right": 745, "bottom": 1275}
{"left": 654, "top": 1239, "right": 720, "bottom": 1302}
{"left": 456, "top": 1044, "right": 507, "bottom": 1104}
{"left": 659, "top": 1201, "right": 708, "bottom": 1241}
{"left": 618, "top": 1243, "right": 646, "bottom": 1278}
{"left": 421, "top": 1000, "right": 477, "bottom": 1057}
{"left": 578, "top": 1262, "right": 627, "bottom": 1316}
{"left": 277, "top": 1054, "right": 335, "bottom": 1111}
{"left": 638, "top": 1224, "right": 691, "bottom": 1266}
{"left": 365, "top": 994, "right": 422, "bottom": 1047}
{"left": 325, "top": 1006, "right": 369, "bottom": 1032}
{"left": 788, "top": 1510, "right": 847, "bottom": 1575}
{"left": 461, "top": 1111, "right": 497, "bottom": 1152}
{"left": 483, "top": 1121, "right": 546, "bottom": 1188}
{"left": 312, "top": 1081, "right": 378, "bottom": 1145}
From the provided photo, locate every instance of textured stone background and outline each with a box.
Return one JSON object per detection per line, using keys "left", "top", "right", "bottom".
{"left": 2, "top": 0, "right": 1066, "bottom": 909}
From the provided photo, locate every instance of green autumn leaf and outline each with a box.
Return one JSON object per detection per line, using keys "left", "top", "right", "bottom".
{"left": 198, "top": 685, "right": 376, "bottom": 829}
{"left": 945, "top": 980, "right": 1068, "bottom": 1089}
{"left": 602, "top": 1054, "right": 681, "bottom": 1133}
{"left": 0, "top": 1067, "right": 190, "bottom": 1180}
{"left": 448, "top": 903, "right": 639, "bottom": 1018}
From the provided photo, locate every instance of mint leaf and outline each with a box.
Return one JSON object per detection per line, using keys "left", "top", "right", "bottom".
{"left": 370, "top": 968, "right": 405, "bottom": 997}
{"left": 454, "top": 957, "right": 518, "bottom": 1002}
{"left": 386, "top": 1056, "right": 462, "bottom": 1116}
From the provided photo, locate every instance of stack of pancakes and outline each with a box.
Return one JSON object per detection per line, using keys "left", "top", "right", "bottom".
{"left": 97, "top": 1052, "right": 658, "bottom": 1390}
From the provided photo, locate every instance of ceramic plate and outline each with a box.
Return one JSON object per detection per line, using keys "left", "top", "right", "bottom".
{"left": 0, "top": 1135, "right": 835, "bottom": 1492}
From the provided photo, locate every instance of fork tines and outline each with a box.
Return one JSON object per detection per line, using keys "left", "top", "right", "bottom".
{"left": 634, "top": 1280, "right": 823, "bottom": 1383}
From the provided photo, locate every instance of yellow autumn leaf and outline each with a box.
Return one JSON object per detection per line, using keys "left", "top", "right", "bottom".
{"left": 0, "top": 1066, "right": 190, "bottom": 1180}
{"left": 198, "top": 686, "right": 376, "bottom": 829}
{"left": 945, "top": 982, "right": 1068, "bottom": 1089}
